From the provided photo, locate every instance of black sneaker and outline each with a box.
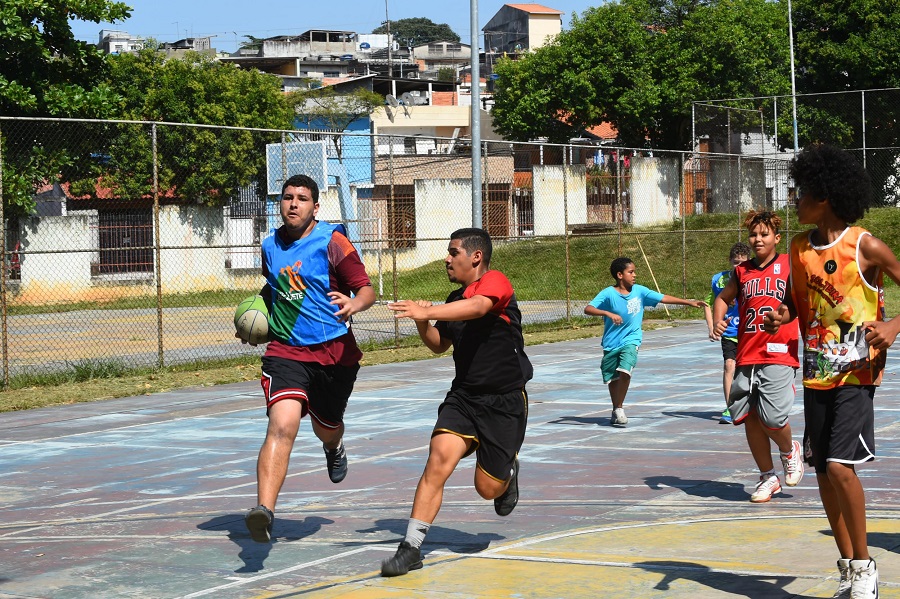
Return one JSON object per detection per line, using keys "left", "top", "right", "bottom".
{"left": 381, "top": 541, "right": 423, "bottom": 577}
{"left": 324, "top": 441, "right": 348, "bottom": 483}
{"left": 494, "top": 457, "right": 519, "bottom": 516}
{"left": 245, "top": 504, "right": 274, "bottom": 543}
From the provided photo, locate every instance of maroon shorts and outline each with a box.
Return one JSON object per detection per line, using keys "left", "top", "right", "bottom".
{"left": 260, "top": 356, "right": 359, "bottom": 429}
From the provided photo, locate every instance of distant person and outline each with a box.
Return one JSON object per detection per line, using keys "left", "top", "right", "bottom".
{"left": 381, "top": 228, "right": 533, "bottom": 577}
{"left": 705, "top": 242, "right": 752, "bottom": 423}
{"left": 712, "top": 211, "right": 803, "bottom": 503}
{"left": 585, "top": 257, "right": 707, "bottom": 427}
{"left": 242, "top": 174, "right": 375, "bottom": 544}
{"left": 764, "top": 144, "right": 900, "bottom": 598}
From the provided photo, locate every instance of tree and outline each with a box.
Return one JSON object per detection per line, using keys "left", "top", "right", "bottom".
{"left": 790, "top": 0, "right": 900, "bottom": 203}
{"left": 72, "top": 48, "right": 297, "bottom": 206}
{"left": 0, "top": 0, "right": 131, "bottom": 215}
{"left": 491, "top": 0, "right": 791, "bottom": 149}
{"left": 0, "top": 0, "right": 130, "bottom": 117}
{"left": 372, "top": 17, "right": 460, "bottom": 47}
{"left": 290, "top": 86, "right": 384, "bottom": 159}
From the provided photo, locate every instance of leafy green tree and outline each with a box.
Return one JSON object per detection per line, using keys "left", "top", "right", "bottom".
{"left": 791, "top": 0, "right": 900, "bottom": 203}
{"left": 491, "top": 0, "right": 791, "bottom": 148}
{"left": 372, "top": 17, "right": 460, "bottom": 47}
{"left": 82, "top": 48, "right": 296, "bottom": 205}
{"left": 0, "top": 0, "right": 131, "bottom": 215}
{"left": 290, "top": 86, "right": 383, "bottom": 159}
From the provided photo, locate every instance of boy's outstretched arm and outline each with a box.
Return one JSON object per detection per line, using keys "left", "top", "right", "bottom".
{"left": 659, "top": 295, "right": 707, "bottom": 309}
{"left": 860, "top": 234, "right": 900, "bottom": 349}
{"left": 387, "top": 300, "right": 453, "bottom": 354}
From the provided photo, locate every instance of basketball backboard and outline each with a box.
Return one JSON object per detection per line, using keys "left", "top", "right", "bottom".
{"left": 265, "top": 140, "right": 328, "bottom": 196}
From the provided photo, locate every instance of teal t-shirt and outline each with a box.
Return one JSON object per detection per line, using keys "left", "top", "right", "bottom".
{"left": 590, "top": 284, "right": 664, "bottom": 351}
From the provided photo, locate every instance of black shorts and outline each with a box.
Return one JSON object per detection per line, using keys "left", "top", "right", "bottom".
{"left": 433, "top": 387, "right": 528, "bottom": 481}
{"left": 721, "top": 338, "right": 738, "bottom": 362}
{"left": 260, "top": 356, "right": 359, "bottom": 429}
{"left": 803, "top": 385, "right": 876, "bottom": 473}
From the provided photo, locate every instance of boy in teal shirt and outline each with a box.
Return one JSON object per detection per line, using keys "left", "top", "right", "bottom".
{"left": 585, "top": 257, "right": 706, "bottom": 427}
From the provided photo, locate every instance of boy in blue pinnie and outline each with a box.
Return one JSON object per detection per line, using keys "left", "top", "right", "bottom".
{"left": 585, "top": 257, "right": 706, "bottom": 427}
{"left": 704, "top": 242, "right": 752, "bottom": 424}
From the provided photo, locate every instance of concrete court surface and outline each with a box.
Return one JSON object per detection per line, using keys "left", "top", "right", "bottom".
{"left": 2, "top": 321, "right": 900, "bottom": 598}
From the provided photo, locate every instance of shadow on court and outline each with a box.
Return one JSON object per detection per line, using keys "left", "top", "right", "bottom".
{"left": 3, "top": 323, "right": 900, "bottom": 598}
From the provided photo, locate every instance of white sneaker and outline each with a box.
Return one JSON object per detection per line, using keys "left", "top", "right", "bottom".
{"left": 781, "top": 439, "right": 805, "bottom": 487}
{"left": 611, "top": 407, "right": 627, "bottom": 427}
{"left": 833, "top": 558, "right": 852, "bottom": 598}
{"left": 750, "top": 473, "right": 782, "bottom": 503}
{"left": 849, "top": 558, "right": 878, "bottom": 599}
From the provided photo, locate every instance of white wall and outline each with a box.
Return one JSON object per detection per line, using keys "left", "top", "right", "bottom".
{"left": 631, "top": 157, "right": 681, "bottom": 226}
{"left": 17, "top": 215, "right": 95, "bottom": 300}
{"left": 532, "top": 165, "right": 587, "bottom": 236}
{"left": 157, "top": 205, "right": 227, "bottom": 293}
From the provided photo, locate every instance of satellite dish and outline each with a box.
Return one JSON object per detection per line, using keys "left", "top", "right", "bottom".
{"left": 385, "top": 105, "right": 395, "bottom": 122}
{"left": 385, "top": 94, "right": 400, "bottom": 108}
{"left": 399, "top": 92, "right": 414, "bottom": 118}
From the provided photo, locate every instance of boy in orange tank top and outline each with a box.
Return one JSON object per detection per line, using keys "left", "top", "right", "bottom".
{"left": 765, "top": 144, "right": 900, "bottom": 598}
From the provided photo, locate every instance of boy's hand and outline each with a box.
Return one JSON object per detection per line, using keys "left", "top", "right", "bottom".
{"left": 609, "top": 314, "right": 623, "bottom": 325}
{"left": 328, "top": 291, "right": 360, "bottom": 322}
{"left": 863, "top": 319, "right": 900, "bottom": 350}
{"left": 763, "top": 309, "right": 783, "bottom": 334}
{"left": 388, "top": 299, "right": 431, "bottom": 321}
{"left": 687, "top": 299, "right": 707, "bottom": 309}
{"left": 712, "top": 319, "right": 728, "bottom": 341}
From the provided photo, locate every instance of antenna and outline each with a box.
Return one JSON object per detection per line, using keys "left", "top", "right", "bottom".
{"left": 399, "top": 92, "right": 414, "bottom": 118}
{"left": 385, "top": 105, "right": 395, "bottom": 122}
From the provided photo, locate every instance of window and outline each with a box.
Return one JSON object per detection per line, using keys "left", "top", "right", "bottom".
{"left": 96, "top": 210, "right": 153, "bottom": 274}
{"left": 374, "top": 185, "right": 416, "bottom": 249}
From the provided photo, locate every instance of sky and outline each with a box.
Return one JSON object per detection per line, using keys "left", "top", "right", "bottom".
{"left": 69, "top": 0, "right": 602, "bottom": 53}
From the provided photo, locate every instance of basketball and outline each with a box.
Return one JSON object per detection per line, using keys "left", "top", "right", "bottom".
{"left": 234, "top": 295, "right": 269, "bottom": 345}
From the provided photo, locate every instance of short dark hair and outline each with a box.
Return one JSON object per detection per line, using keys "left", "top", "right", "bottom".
{"left": 281, "top": 174, "right": 319, "bottom": 202}
{"left": 743, "top": 210, "right": 782, "bottom": 235}
{"left": 450, "top": 227, "right": 492, "bottom": 265}
{"left": 610, "top": 256, "right": 634, "bottom": 281}
{"left": 729, "top": 242, "right": 752, "bottom": 261}
{"left": 789, "top": 144, "right": 871, "bottom": 223}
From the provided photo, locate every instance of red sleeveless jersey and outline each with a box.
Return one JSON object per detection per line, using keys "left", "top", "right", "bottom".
{"left": 735, "top": 253, "right": 800, "bottom": 367}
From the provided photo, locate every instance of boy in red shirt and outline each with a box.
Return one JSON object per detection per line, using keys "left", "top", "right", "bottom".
{"left": 712, "top": 211, "right": 803, "bottom": 503}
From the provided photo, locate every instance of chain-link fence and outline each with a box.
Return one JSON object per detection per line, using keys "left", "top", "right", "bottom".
{"left": 1, "top": 113, "right": 897, "bottom": 387}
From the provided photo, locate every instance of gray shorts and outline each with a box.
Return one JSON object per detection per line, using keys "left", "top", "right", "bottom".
{"left": 728, "top": 364, "right": 797, "bottom": 428}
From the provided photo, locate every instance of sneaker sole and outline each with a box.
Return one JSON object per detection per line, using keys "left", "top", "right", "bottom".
{"left": 494, "top": 459, "right": 519, "bottom": 516}
{"left": 246, "top": 512, "right": 272, "bottom": 543}
{"left": 750, "top": 486, "right": 782, "bottom": 503}
{"left": 381, "top": 560, "right": 423, "bottom": 577}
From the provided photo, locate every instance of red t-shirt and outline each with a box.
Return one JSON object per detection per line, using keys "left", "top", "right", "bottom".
{"left": 435, "top": 270, "right": 533, "bottom": 393}
{"left": 734, "top": 253, "right": 800, "bottom": 367}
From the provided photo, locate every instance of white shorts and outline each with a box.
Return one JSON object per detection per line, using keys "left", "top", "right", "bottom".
{"left": 728, "top": 364, "right": 797, "bottom": 429}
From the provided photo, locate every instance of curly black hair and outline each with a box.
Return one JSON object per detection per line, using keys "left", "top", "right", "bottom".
{"left": 789, "top": 144, "right": 872, "bottom": 223}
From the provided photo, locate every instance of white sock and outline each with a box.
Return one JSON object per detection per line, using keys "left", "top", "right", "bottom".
{"left": 405, "top": 518, "right": 430, "bottom": 549}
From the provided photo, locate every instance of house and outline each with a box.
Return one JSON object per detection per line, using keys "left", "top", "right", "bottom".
{"left": 411, "top": 40, "right": 472, "bottom": 80}
{"left": 483, "top": 3, "right": 564, "bottom": 55}
{"left": 98, "top": 29, "right": 144, "bottom": 54}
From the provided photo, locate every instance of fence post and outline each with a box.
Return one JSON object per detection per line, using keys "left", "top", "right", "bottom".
{"left": 0, "top": 121, "right": 7, "bottom": 390}
{"left": 389, "top": 135, "right": 400, "bottom": 347}
{"left": 564, "top": 153, "right": 571, "bottom": 322}
{"left": 153, "top": 123, "right": 164, "bottom": 369}
{"left": 681, "top": 152, "right": 688, "bottom": 300}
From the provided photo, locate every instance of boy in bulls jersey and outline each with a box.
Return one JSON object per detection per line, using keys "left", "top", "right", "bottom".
{"left": 242, "top": 174, "right": 375, "bottom": 544}
{"left": 381, "top": 228, "right": 533, "bottom": 576}
{"left": 765, "top": 145, "right": 900, "bottom": 598}
{"left": 712, "top": 211, "right": 804, "bottom": 504}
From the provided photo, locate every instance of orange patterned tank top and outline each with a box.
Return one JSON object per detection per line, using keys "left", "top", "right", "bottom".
{"left": 790, "top": 226, "right": 886, "bottom": 389}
